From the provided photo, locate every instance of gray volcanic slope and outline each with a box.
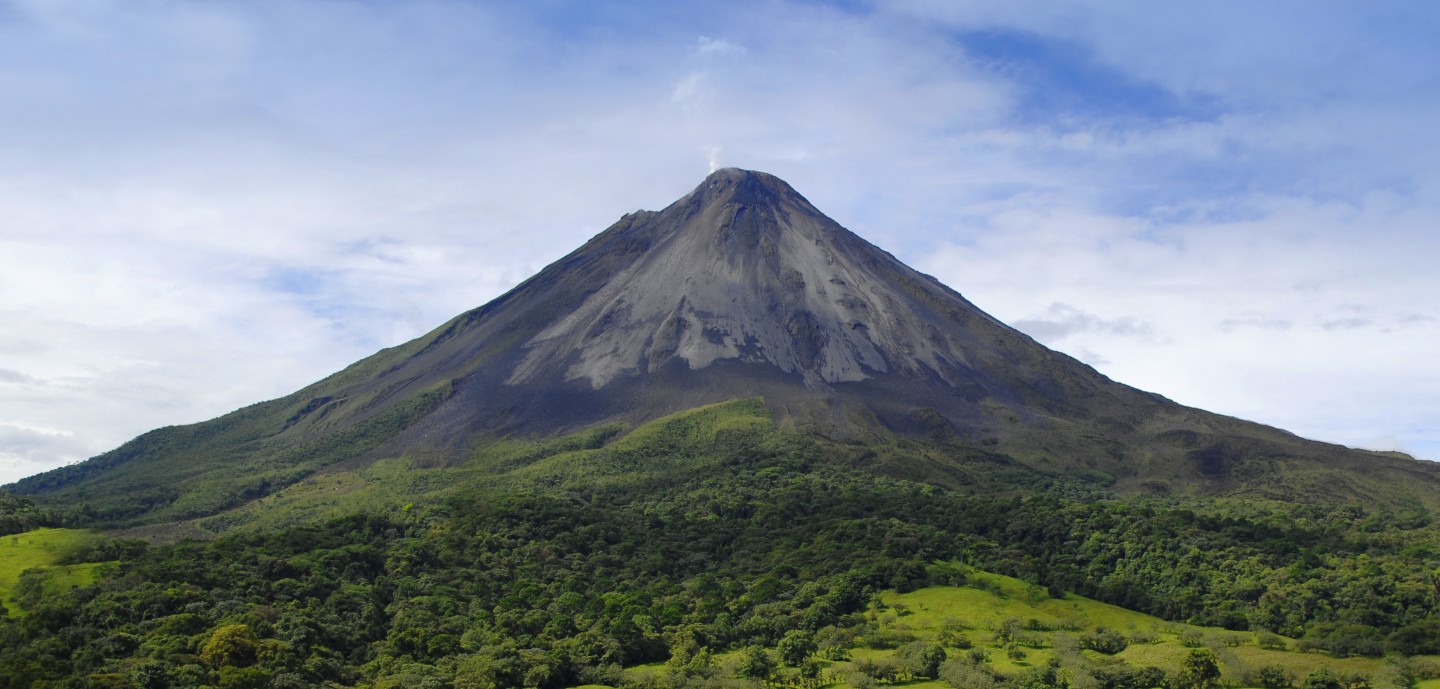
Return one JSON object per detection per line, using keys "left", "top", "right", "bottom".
{"left": 512, "top": 168, "right": 998, "bottom": 389}
{"left": 15, "top": 168, "right": 1440, "bottom": 518}
{"left": 370, "top": 167, "right": 1153, "bottom": 446}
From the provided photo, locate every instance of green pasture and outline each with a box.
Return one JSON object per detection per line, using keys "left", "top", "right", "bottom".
{"left": 0, "top": 527, "right": 108, "bottom": 616}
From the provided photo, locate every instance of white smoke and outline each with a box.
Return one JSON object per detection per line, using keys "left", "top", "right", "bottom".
{"left": 707, "top": 146, "right": 721, "bottom": 173}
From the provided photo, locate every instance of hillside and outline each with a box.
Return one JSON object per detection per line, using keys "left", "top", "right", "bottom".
{"left": 2, "top": 405, "right": 1439, "bottom": 687}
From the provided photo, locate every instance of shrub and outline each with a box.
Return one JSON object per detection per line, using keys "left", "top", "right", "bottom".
{"left": 1080, "top": 627, "right": 1129, "bottom": 655}
{"left": 1302, "top": 667, "right": 1342, "bottom": 689}
{"left": 1339, "top": 671, "right": 1373, "bottom": 689}
{"left": 1250, "top": 664, "right": 1294, "bottom": 689}
{"left": 945, "top": 633, "right": 972, "bottom": 650}
{"left": 863, "top": 627, "right": 917, "bottom": 649}
{"left": 1130, "top": 629, "right": 1159, "bottom": 644}
{"left": 1256, "top": 631, "right": 1288, "bottom": 651}
{"left": 940, "top": 659, "right": 996, "bottom": 689}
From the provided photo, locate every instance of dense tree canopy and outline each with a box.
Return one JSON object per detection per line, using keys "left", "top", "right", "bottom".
{"left": 3, "top": 426, "right": 1440, "bottom": 687}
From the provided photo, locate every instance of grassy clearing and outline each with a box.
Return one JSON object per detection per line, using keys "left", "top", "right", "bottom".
{"left": 882, "top": 571, "right": 1161, "bottom": 635}
{"left": 0, "top": 527, "right": 107, "bottom": 615}
{"left": 878, "top": 570, "right": 1165, "bottom": 651}
{"left": 849, "top": 571, "right": 1386, "bottom": 689}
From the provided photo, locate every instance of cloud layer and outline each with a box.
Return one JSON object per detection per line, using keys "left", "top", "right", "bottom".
{"left": 1, "top": 0, "right": 1436, "bottom": 483}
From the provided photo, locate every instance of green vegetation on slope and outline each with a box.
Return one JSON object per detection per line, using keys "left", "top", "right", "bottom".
{"left": 3, "top": 401, "right": 1440, "bottom": 688}
{"left": 8, "top": 377, "right": 460, "bottom": 526}
{"left": 0, "top": 527, "right": 109, "bottom": 617}
{"left": 868, "top": 576, "right": 1401, "bottom": 688}
{"left": 0, "top": 307, "right": 472, "bottom": 514}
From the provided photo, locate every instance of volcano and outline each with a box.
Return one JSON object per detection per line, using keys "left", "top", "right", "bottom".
{"left": 352, "top": 167, "right": 1164, "bottom": 444}
{"left": 11, "top": 168, "right": 1440, "bottom": 523}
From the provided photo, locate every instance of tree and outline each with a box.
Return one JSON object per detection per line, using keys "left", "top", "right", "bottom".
{"left": 217, "top": 665, "right": 269, "bottom": 689}
{"left": 1252, "top": 664, "right": 1294, "bottom": 689}
{"left": 941, "top": 658, "right": 997, "bottom": 689}
{"left": 898, "top": 641, "right": 947, "bottom": 679}
{"left": 13, "top": 568, "right": 47, "bottom": 611}
{"left": 1302, "top": 667, "right": 1343, "bottom": 689}
{"left": 1338, "top": 671, "right": 1373, "bottom": 689}
{"left": 736, "top": 645, "right": 776, "bottom": 680}
{"left": 130, "top": 660, "right": 170, "bottom": 689}
{"left": 666, "top": 631, "right": 714, "bottom": 679}
{"left": 994, "top": 617, "right": 1024, "bottom": 646}
{"left": 1387, "top": 620, "right": 1440, "bottom": 655}
{"left": 201, "top": 624, "right": 259, "bottom": 669}
{"left": 1134, "top": 666, "right": 1167, "bottom": 689}
{"left": 778, "top": 629, "right": 816, "bottom": 667}
{"left": 1174, "top": 648, "right": 1221, "bottom": 689}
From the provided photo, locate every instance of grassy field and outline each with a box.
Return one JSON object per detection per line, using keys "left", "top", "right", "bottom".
{"left": 855, "top": 571, "right": 1387, "bottom": 688}
{"left": 881, "top": 571, "right": 1161, "bottom": 633}
{"left": 0, "top": 527, "right": 108, "bottom": 616}
{"left": 605, "top": 570, "right": 1406, "bottom": 689}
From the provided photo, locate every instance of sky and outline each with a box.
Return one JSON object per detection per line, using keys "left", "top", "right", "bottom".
{"left": 1, "top": 0, "right": 1437, "bottom": 485}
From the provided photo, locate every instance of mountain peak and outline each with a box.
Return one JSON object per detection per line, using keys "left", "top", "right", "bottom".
{"left": 684, "top": 167, "right": 815, "bottom": 218}
{"left": 702, "top": 166, "right": 777, "bottom": 185}
{"left": 705, "top": 166, "right": 760, "bottom": 181}
{"left": 505, "top": 168, "right": 957, "bottom": 391}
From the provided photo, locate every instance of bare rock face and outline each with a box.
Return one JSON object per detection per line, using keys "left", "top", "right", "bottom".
{"left": 509, "top": 169, "right": 990, "bottom": 390}
{"left": 366, "top": 167, "right": 1152, "bottom": 447}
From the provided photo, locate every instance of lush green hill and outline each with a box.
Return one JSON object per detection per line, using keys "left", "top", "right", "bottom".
{"left": 2, "top": 402, "right": 1440, "bottom": 687}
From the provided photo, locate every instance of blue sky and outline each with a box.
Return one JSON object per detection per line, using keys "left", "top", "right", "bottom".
{"left": 1, "top": 0, "right": 1437, "bottom": 483}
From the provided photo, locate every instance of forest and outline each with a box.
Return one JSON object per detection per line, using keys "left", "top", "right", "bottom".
{"left": 3, "top": 407, "right": 1440, "bottom": 688}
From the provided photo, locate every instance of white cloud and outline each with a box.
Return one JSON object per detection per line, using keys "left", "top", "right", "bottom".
{"left": 670, "top": 72, "right": 708, "bottom": 104}
{"left": 0, "top": 422, "right": 93, "bottom": 484}
{"left": 696, "top": 36, "right": 745, "bottom": 55}
{"left": 1012, "top": 303, "right": 1157, "bottom": 343}
{"left": 916, "top": 190, "right": 1440, "bottom": 462}
{"left": 0, "top": 0, "right": 1437, "bottom": 486}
